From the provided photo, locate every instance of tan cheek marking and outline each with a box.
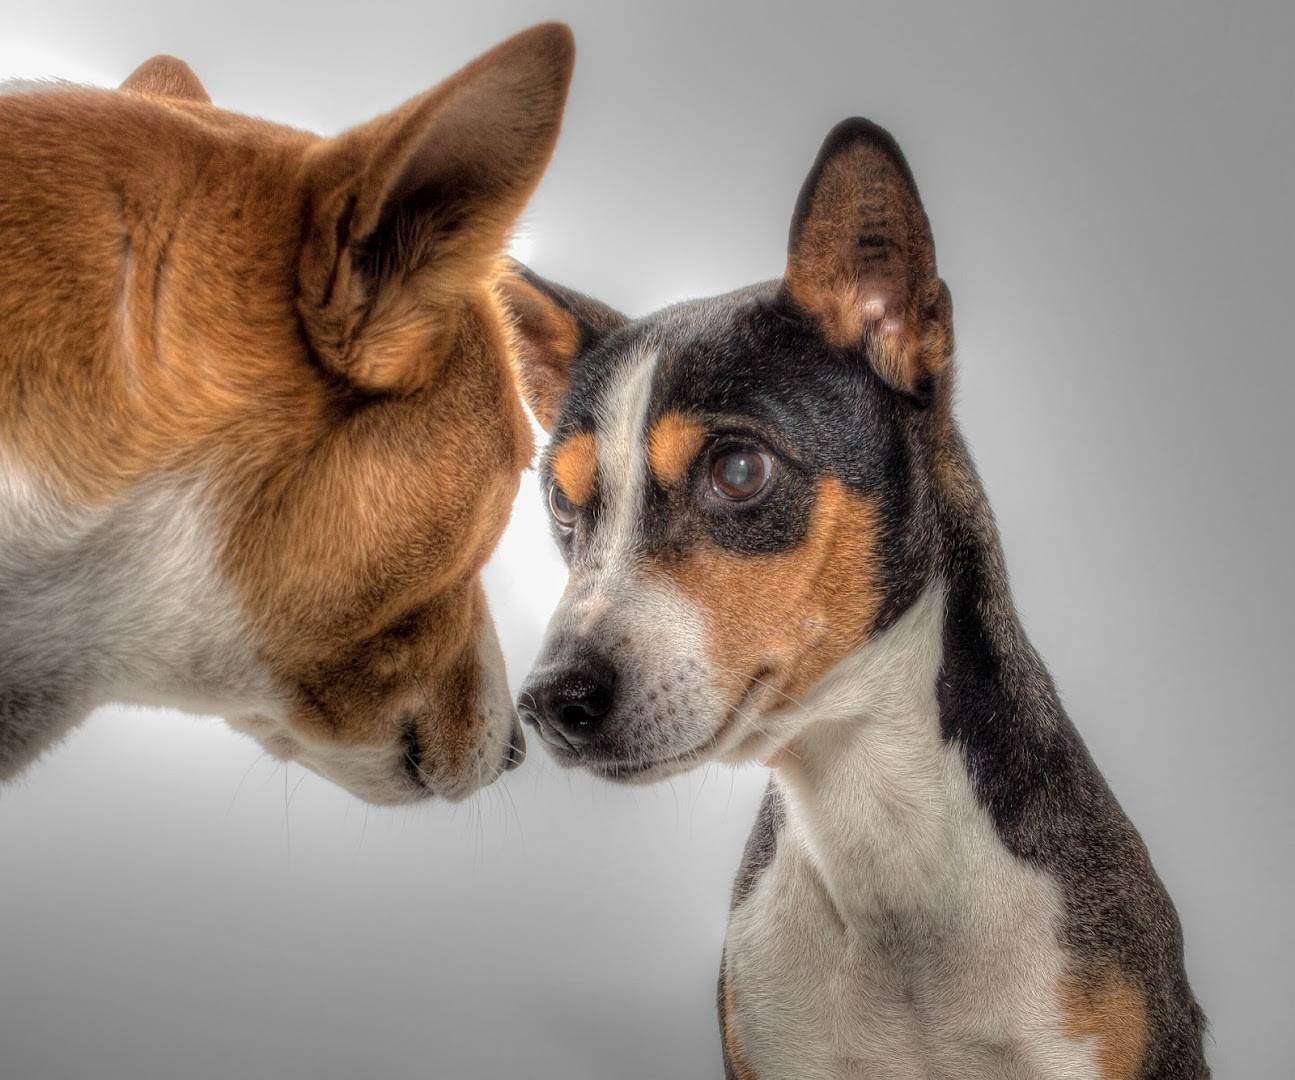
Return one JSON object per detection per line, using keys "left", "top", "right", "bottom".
{"left": 551, "top": 430, "right": 598, "bottom": 506}
{"left": 664, "top": 477, "right": 882, "bottom": 698}
{"left": 647, "top": 412, "right": 706, "bottom": 487}
{"left": 1058, "top": 970, "right": 1148, "bottom": 1079}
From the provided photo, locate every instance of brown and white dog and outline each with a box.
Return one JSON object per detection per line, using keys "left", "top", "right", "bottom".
{"left": 504, "top": 120, "right": 1208, "bottom": 1076}
{"left": 0, "top": 24, "right": 575, "bottom": 804}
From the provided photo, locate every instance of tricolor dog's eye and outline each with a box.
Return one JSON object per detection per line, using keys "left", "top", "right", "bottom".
{"left": 548, "top": 483, "right": 580, "bottom": 528}
{"left": 710, "top": 446, "right": 773, "bottom": 501}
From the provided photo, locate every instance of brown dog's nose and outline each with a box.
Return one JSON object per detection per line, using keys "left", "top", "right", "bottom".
{"left": 519, "top": 663, "right": 616, "bottom": 751}
{"left": 504, "top": 714, "right": 527, "bottom": 771}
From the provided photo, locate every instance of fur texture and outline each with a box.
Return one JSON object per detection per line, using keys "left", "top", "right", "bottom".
{"left": 503, "top": 117, "right": 1207, "bottom": 1075}
{"left": 0, "top": 24, "right": 576, "bottom": 802}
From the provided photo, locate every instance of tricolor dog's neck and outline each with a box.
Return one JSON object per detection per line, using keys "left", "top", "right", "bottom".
{"left": 722, "top": 584, "right": 1108, "bottom": 1079}
{"left": 765, "top": 583, "right": 985, "bottom": 925}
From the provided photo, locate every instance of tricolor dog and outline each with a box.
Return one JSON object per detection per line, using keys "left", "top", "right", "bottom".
{"left": 0, "top": 24, "right": 575, "bottom": 803}
{"left": 505, "top": 120, "right": 1208, "bottom": 1076}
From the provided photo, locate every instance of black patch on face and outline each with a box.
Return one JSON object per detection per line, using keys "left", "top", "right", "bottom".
{"left": 672, "top": 290, "right": 921, "bottom": 615}
{"left": 543, "top": 283, "right": 930, "bottom": 620}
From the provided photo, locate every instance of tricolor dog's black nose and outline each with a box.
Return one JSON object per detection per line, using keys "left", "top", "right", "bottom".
{"left": 519, "top": 662, "right": 616, "bottom": 751}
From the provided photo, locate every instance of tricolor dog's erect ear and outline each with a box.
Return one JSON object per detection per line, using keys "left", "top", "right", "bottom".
{"left": 784, "top": 118, "right": 953, "bottom": 398}
{"left": 498, "top": 261, "right": 627, "bottom": 431}
{"left": 120, "top": 55, "right": 211, "bottom": 103}
{"left": 297, "top": 23, "right": 576, "bottom": 395}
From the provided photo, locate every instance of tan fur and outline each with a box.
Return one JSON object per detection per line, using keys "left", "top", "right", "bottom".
{"left": 785, "top": 140, "right": 952, "bottom": 394}
{"left": 1060, "top": 971, "right": 1149, "bottom": 1079}
{"left": 120, "top": 55, "right": 211, "bottom": 103}
{"left": 550, "top": 431, "right": 598, "bottom": 506}
{"left": 647, "top": 411, "right": 706, "bottom": 488}
{"left": 296, "top": 35, "right": 573, "bottom": 398}
{"left": 499, "top": 272, "right": 584, "bottom": 430}
{"left": 0, "top": 24, "right": 574, "bottom": 794}
{"left": 721, "top": 966, "right": 759, "bottom": 1080}
{"left": 662, "top": 478, "right": 883, "bottom": 700}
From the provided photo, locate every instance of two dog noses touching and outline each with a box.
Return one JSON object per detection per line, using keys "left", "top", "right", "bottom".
{"left": 0, "top": 23, "right": 1211, "bottom": 1079}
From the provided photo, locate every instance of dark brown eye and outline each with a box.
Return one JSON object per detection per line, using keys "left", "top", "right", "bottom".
{"left": 710, "top": 447, "right": 772, "bottom": 501}
{"left": 548, "top": 483, "right": 580, "bottom": 528}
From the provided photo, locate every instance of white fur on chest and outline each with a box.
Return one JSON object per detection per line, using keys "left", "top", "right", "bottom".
{"left": 0, "top": 460, "right": 279, "bottom": 770}
{"left": 725, "top": 587, "right": 1100, "bottom": 1079}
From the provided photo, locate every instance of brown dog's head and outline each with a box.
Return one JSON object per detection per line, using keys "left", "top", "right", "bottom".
{"left": 0, "top": 25, "right": 574, "bottom": 801}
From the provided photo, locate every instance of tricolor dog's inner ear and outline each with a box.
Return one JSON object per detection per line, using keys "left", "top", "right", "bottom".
{"left": 784, "top": 117, "right": 953, "bottom": 398}
{"left": 119, "top": 55, "right": 211, "bottom": 104}
{"left": 297, "top": 23, "right": 576, "bottom": 395}
{"left": 498, "top": 264, "right": 628, "bottom": 431}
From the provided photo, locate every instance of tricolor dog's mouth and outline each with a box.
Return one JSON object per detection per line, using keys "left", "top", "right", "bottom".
{"left": 520, "top": 664, "right": 778, "bottom": 784}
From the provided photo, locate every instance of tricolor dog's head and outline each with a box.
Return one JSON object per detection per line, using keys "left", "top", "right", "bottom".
{"left": 504, "top": 119, "right": 954, "bottom": 781}
{"left": 0, "top": 26, "right": 575, "bottom": 801}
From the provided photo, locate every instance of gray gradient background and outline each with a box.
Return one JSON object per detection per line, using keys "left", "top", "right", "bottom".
{"left": 1, "top": 2, "right": 1291, "bottom": 1077}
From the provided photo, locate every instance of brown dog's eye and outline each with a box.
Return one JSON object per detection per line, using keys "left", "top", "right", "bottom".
{"left": 710, "top": 448, "right": 772, "bottom": 501}
{"left": 548, "top": 484, "right": 580, "bottom": 528}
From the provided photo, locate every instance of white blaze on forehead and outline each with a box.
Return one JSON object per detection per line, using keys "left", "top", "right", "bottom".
{"left": 550, "top": 343, "right": 659, "bottom": 643}
{"left": 586, "top": 344, "right": 659, "bottom": 573}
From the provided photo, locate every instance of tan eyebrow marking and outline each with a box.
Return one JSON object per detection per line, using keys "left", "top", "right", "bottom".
{"left": 647, "top": 411, "right": 706, "bottom": 488}
{"left": 550, "top": 430, "right": 598, "bottom": 505}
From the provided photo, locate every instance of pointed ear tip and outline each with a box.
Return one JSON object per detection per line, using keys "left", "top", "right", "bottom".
{"left": 505, "top": 21, "right": 576, "bottom": 74}
{"left": 817, "top": 116, "right": 907, "bottom": 168}
{"left": 530, "top": 20, "right": 576, "bottom": 55}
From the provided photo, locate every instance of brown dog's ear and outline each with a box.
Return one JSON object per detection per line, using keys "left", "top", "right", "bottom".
{"left": 298, "top": 23, "right": 576, "bottom": 395}
{"left": 784, "top": 118, "right": 952, "bottom": 398}
{"left": 120, "top": 55, "right": 211, "bottom": 103}
{"left": 497, "top": 261, "right": 627, "bottom": 431}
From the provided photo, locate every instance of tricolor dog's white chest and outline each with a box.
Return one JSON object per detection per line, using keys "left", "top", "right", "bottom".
{"left": 723, "top": 588, "right": 1101, "bottom": 1079}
